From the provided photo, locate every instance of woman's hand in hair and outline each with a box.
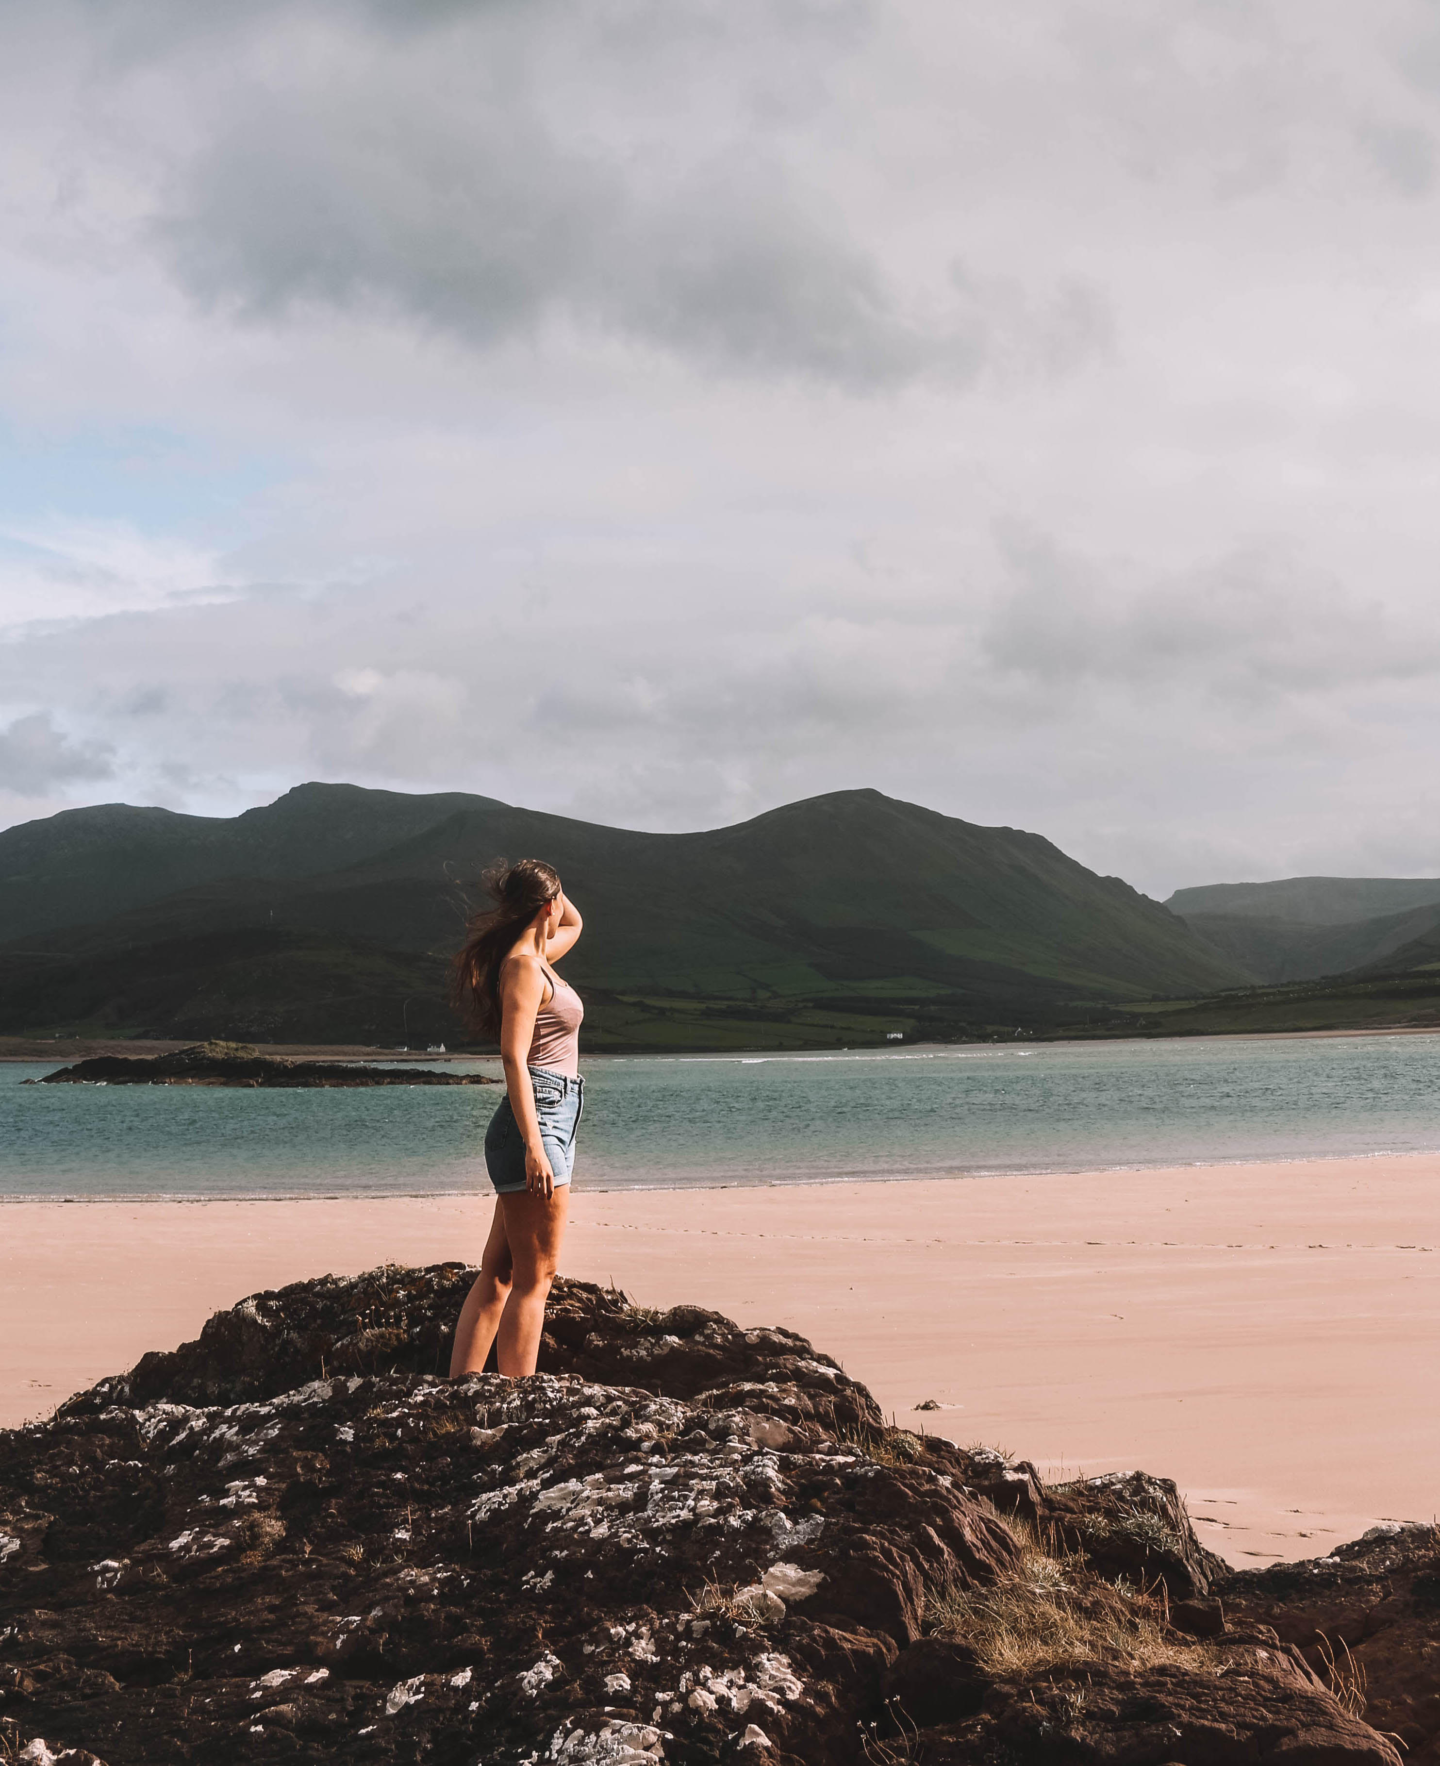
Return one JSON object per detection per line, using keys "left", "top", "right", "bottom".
{"left": 546, "top": 891, "right": 583, "bottom": 962}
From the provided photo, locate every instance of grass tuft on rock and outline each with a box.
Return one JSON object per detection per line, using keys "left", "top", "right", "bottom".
{"left": 840, "top": 1424, "right": 927, "bottom": 1467}
{"left": 927, "top": 1520, "right": 1220, "bottom": 1680}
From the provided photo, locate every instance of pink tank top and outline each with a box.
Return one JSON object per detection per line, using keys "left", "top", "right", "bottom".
{"left": 527, "top": 965, "right": 583, "bottom": 1077}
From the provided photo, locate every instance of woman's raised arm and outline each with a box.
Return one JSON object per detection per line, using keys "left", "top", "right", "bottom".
{"left": 545, "top": 892, "right": 583, "bottom": 962}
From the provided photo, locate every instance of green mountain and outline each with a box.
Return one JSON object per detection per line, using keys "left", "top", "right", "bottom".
{"left": 1179, "top": 902, "right": 1440, "bottom": 986}
{"left": 0, "top": 783, "right": 488, "bottom": 942}
{"left": 1168, "top": 876, "right": 1440, "bottom": 926}
{"left": 1095, "top": 874, "right": 1440, "bottom": 1035}
{"left": 1165, "top": 875, "right": 1440, "bottom": 987}
{"left": 1352, "top": 917, "right": 1440, "bottom": 980}
{"left": 0, "top": 784, "right": 1245, "bottom": 1050}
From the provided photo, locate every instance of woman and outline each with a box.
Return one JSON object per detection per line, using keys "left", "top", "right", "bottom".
{"left": 448, "top": 859, "right": 584, "bottom": 1378}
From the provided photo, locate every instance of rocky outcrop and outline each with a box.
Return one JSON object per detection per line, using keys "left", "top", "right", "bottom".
{"left": 926, "top": 1654, "right": 1397, "bottom": 1763}
{"left": 1218, "top": 1523, "right": 1440, "bottom": 1763}
{"left": 68, "top": 1266, "right": 885, "bottom": 1435}
{"left": 945, "top": 1454, "right": 1229, "bottom": 1601}
{"left": 0, "top": 1266, "right": 1411, "bottom": 1765}
{"left": 31, "top": 1042, "right": 495, "bottom": 1087}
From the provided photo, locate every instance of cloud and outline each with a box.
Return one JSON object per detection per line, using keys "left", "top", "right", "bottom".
{"left": 0, "top": 519, "right": 231, "bottom": 630}
{"left": 3, "top": 0, "right": 1114, "bottom": 390}
{"left": 1359, "top": 121, "right": 1437, "bottom": 196}
{"left": 161, "top": 111, "right": 954, "bottom": 389}
{"left": 3, "top": 2, "right": 1440, "bottom": 895}
{"left": 0, "top": 711, "right": 114, "bottom": 795}
{"left": 3, "top": 512, "right": 1437, "bottom": 892}
{"left": 983, "top": 527, "right": 1440, "bottom": 704}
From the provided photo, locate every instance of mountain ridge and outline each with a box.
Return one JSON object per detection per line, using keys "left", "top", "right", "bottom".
{"left": 0, "top": 782, "right": 497, "bottom": 942}
{"left": 1168, "top": 875, "right": 1440, "bottom": 927}
{"left": 0, "top": 783, "right": 1245, "bottom": 1048}
{"left": 1181, "top": 902, "right": 1440, "bottom": 986}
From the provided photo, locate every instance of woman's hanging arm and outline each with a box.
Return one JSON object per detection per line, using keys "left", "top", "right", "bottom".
{"left": 498, "top": 957, "right": 551, "bottom": 1190}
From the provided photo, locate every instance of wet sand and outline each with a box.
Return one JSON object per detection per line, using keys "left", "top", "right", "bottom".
{"left": 3, "top": 1153, "right": 1436, "bottom": 1567}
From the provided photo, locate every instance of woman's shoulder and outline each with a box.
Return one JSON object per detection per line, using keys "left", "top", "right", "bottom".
{"left": 498, "top": 949, "right": 547, "bottom": 984}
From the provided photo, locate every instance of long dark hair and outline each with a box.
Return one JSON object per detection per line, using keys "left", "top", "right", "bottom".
{"left": 451, "top": 858, "right": 562, "bottom": 1038}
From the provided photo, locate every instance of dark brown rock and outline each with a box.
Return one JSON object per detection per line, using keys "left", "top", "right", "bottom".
{"left": 1169, "top": 1598, "right": 1226, "bottom": 1639}
{"left": 0, "top": 1265, "right": 1413, "bottom": 1766}
{"left": 0, "top": 1735, "right": 107, "bottom": 1766}
{"left": 927, "top": 1446, "right": 1227, "bottom": 1600}
{"left": 541, "top": 1293, "right": 884, "bottom": 1435}
{"left": 1218, "top": 1524, "right": 1440, "bottom": 1763}
{"left": 63, "top": 1266, "right": 883, "bottom": 1436}
{"left": 63, "top": 1263, "right": 482, "bottom": 1411}
{"left": 2, "top": 1268, "right": 1019, "bottom": 1764}
{"left": 880, "top": 1635, "right": 987, "bottom": 1727}
{"left": 925, "top": 1658, "right": 1403, "bottom": 1763}
{"left": 1040, "top": 1471, "right": 1229, "bottom": 1600}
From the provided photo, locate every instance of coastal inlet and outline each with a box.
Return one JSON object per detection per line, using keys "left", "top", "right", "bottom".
{"left": 3, "top": 1032, "right": 1438, "bottom": 1199}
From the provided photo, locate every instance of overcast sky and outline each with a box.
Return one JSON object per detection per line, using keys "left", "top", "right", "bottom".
{"left": 2, "top": 1, "right": 1439, "bottom": 897}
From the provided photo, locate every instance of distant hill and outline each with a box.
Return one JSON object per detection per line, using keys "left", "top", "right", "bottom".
{"left": 0, "top": 784, "right": 1246, "bottom": 1049}
{"left": 1168, "top": 876, "right": 1440, "bottom": 926}
{"left": 1165, "top": 875, "right": 1440, "bottom": 988}
{"left": 0, "top": 782, "right": 489, "bottom": 942}
{"left": 1178, "top": 903, "right": 1440, "bottom": 986}
{"left": 1351, "top": 917, "right": 1440, "bottom": 980}
{"left": 1090, "top": 869, "right": 1440, "bottom": 1033}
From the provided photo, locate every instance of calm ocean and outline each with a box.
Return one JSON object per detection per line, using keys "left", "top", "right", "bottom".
{"left": 2, "top": 1033, "right": 1437, "bottom": 1199}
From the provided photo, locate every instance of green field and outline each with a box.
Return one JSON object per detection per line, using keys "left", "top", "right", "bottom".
{"left": 1111, "top": 966, "right": 1440, "bottom": 1039}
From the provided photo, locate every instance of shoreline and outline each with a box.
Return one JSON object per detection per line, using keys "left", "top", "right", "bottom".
{"left": 5, "top": 1141, "right": 1440, "bottom": 1204}
{"left": 3, "top": 1150, "right": 1436, "bottom": 1570}
{"left": 4, "top": 1022, "right": 1440, "bottom": 1064}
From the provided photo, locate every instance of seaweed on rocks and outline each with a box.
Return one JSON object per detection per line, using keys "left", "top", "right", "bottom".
{"left": 0, "top": 1266, "right": 1412, "bottom": 1765}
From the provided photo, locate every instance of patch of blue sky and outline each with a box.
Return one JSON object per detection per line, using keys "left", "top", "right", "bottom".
{"left": 0, "top": 420, "right": 292, "bottom": 540}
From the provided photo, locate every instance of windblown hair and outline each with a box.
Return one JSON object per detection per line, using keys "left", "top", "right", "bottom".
{"left": 451, "top": 858, "right": 562, "bottom": 1038}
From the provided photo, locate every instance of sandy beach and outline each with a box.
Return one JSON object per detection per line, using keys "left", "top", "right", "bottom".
{"left": 3, "top": 1152, "right": 1436, "bottom": 1569}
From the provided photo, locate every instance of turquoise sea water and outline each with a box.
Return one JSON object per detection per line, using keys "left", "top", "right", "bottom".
{"left": 2, "top": 1033, "right": 1438, "bottom": 1199}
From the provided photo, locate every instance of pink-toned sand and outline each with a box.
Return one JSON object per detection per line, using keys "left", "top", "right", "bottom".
{"left": 3, "top": 1155, "right": 1436, "bottom": 1568}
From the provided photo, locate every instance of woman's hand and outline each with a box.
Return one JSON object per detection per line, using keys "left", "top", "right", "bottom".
{"left": 525, "top": 1140, "right": 556, "bottom": 1200}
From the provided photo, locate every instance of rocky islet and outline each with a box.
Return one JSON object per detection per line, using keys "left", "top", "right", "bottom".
{"left": 0, "top": 1264, "right": 1433, "bottom": 1763}
{"left": 29, "top": 1044, "right": 497, "bottom": 1089}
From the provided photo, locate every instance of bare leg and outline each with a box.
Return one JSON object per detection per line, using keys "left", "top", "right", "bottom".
{"left": 496, "top": 1188, "right": 570, "bottom": 1377}
{"left": 448, "top": 1201, "right": 514, "bottom": 1377}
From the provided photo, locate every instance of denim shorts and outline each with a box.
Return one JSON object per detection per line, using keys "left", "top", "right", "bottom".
{"left": 484, "top": 1067, "right": 584, "bottom": 1195}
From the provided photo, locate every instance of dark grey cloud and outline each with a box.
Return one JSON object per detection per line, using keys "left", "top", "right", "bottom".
{"left": 0, "top": 712, "right": 114, "bottom": 795}
{"left": 152, "top": 38, "right": 1097, "bottom": 388}
{"left": 161, "top": 110, "right": 953, "bottom": 389}
{"left": 0, "top": 0, "right": 1088, "bottom": 389}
